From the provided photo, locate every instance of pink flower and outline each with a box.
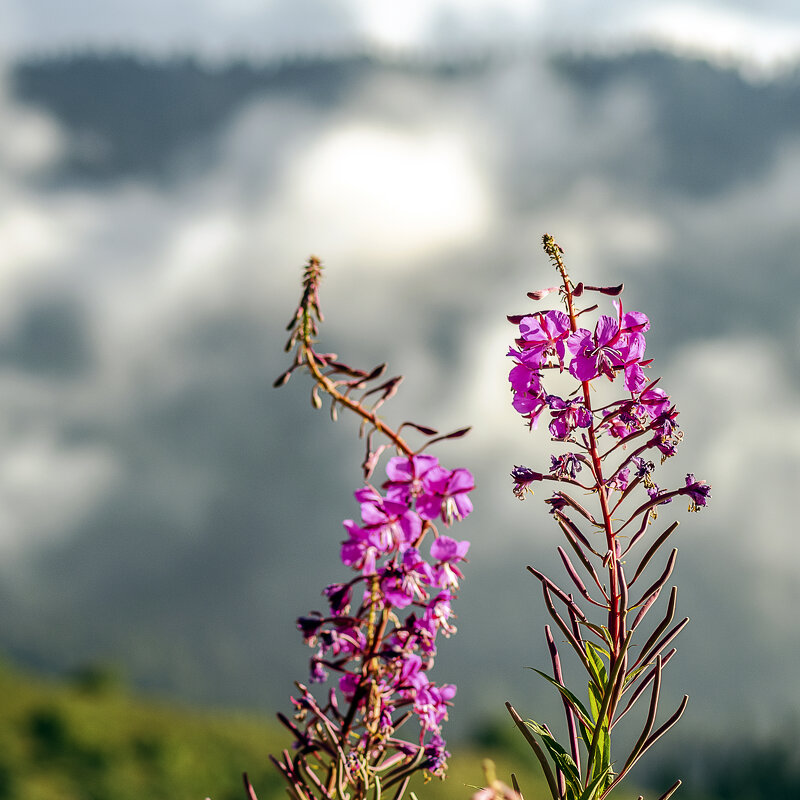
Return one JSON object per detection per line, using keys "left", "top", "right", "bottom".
{"left": 430, "top": 536, "right": 470, "bottom": 589}
{"left": 383, "top": 454, "right": 439, "bottom": 505}
{"left": 515, "top": 310, "right": 571, "bottom": 368}
{"left": 417, "top": 467, "right": 474, "bottom": 526}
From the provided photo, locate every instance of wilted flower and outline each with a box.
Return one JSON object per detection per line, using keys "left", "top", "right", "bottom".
{"left": 682, "top": 473, "right": 712, "bottom": 511}
{"left": 511, "top": 465, "right": 543, "bottom": 498}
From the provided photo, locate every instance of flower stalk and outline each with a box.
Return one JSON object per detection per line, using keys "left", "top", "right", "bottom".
{"left": 494, "top": 235, "right": 711, "bottom": 800}
{"left": 265, "top": 257, "right": 474, "bottom": 800}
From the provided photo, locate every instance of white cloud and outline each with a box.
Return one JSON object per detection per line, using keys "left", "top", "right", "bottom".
{"left": 628, "top": 2, "right": 800, "bottom": 74}
{"left": 267, "top": 120, "right": 493, "bottom": 268}
{"left": 1, "top": 38, "right": 799, "bottom": 726}
{"left": 0, "top": 426, "right": 120, "bottom": 560}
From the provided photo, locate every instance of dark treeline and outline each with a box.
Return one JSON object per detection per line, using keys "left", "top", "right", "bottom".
{"left": 13, "top": 48, "right": 800, "bottom": 189}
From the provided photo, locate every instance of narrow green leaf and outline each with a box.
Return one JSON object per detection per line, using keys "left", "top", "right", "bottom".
{"left": 526, "top": 720, "right": 582, "bottom": 790}
{"left": 588, "top": 681, "right": 603, "bottom": 722}
{"left": 530, "top": 669, "right": 594, "bottom": 726}
{"left": 585, "top": 642, "right": 609, "bottom": 685}
{"left": 623, "top": 662, "right": 647, "bottom": 687}
{"left": 584, "top": 699, "right": 610, "bottom": 785}
{"left": 580, "top": 622, "right": 615, "bottom": 651}
{"left": 577, "top": 765, "right": 614, "bottom": 800}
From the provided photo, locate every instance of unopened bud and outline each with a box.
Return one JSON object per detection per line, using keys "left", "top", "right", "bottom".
{"left": 526, "top": 287, "right": 558, "bottom": 300}
{"left": 365, "top": 363, "right": 388, "bottom": 381}
{"left": 273, "top": 370, "right": 292, "bottom": 388}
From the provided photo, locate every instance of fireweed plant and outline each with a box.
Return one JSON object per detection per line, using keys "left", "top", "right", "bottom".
{"left": 263, "top": 258, "right": 474, "bottom": 800}
{"left": 489, "top": 235, "right": 711, "bottom": 800}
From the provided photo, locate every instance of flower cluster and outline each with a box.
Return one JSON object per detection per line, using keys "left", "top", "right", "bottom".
{"left": 300, "top": 453, "right": 473, "bottom": 772}
{"left": 507, "top": 296, "right": 702, "bottom": 514}
{"left": 488, "top": 235, "right": 712, "bottom": 800}
{"left": 509, "top": 304, "right": 664, "bottom": 437}
{"left": 270, "top": 257, "right": 474, "bottom": 800}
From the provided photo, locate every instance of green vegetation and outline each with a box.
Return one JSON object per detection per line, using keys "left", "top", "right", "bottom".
{"left": 0, "top": 658, "right": 285, "bottom": 800}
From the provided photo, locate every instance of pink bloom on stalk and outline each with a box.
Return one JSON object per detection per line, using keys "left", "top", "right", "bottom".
{"left": 602, "top": 408, "right": 635, "bottom": 438}
{"left": 325, "top": 624, "right": 368, "bottom": 658}
{"left": 338, "top": 671, "right": 360, "bottom": 699}
{"left": 430, "top": 536, "right": 470, "bottom": 589}
{"left": 515, "top": 310, "right": 571, "bottom": 367}
{"left": 567, "top": 317, "right": 623, "bottom": 382}
{"left": 424, "top": 734, "right": 451, "bottom": 774}
{"left": 568, "top": 305, "right": 650, "bottom": 384}
{"left": 547, "top": 396, "right": 593, "bottom": 439}
{"left": 379, "top": 548, "right": 434, "bottom": 609}
{"left": 310, "top": 653, "right": 328, "bottom": 683}
{"left": 412, "top": 681, "right": 457, "bottom": 732}
{"left": 638, "top": 386, "right": 671, "bottom": 420}
{"left": 507, "top": 347, "right": 547, "bottom": 430}
{"left": 632, "top": 455, "right": 655, "bottom": 481}
{"left": 341, "top": 487, "right": 422, "bottom": 572}
{"left": 544, "top": 493, "right": 568, "bottom": 514}
{"left": 507, "top": 351, "right": 548, "bottom": 429}
{"left": 624, "top": 361, "right": 648, "bottom": 393}
{"left": 508, "top": 357, "right": 543, "bottom": 398}
{"left": 649, "top": 407, "right": 682, "bottom": 456}
{"left": 616, "top": 308, "right": 652, "bottom": 392}
{"left": 398, "top": 652, "right": 428, "bottom": 690}
{"left": 412, "top": 590, "right": 456, "bottom": 654}
{"left": 417, "top": 467, "right": 474, "bottom": 526}
{"left": 383, "top": 454, "right": 439, "bottom": 505}
{"left": 297, "top": 612, "right": 325, "bottom": 642}
{"left": 340, "top": 523, "right": 380, "bottom": 574}
{"left": 323, "top": 582, "right": 352, "bottom": 614}
{"left": 356, "top": 486, "right": 421, "bottom": 548}
{"left": 550, "top": 453, "right": 583, "bottom": 479}
{"left": 423, "top": 590, "right": 456, "bottom": 637}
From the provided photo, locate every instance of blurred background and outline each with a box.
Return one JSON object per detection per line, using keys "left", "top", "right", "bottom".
{"left": 1, "top": 0, "right": 800, "bottom": 798}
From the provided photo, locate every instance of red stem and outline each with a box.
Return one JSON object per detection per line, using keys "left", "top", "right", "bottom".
{"left": 547, "top": 239, "right": 621, "bottom": 660}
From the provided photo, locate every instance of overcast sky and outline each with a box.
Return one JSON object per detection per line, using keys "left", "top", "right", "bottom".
{"left": 2, "top": 0, "right": 800, "bottom": 768}
{"left": 6, "top": 0, "right": 800, "bottom": 70}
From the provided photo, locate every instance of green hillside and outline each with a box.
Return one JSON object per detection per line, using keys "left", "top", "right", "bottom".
{"left": 0, "top": 658, "right": 285, "bottom": 800}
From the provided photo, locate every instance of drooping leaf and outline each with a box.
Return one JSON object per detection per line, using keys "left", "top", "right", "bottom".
{"left": 526, "top": 720, "right": 582, "bottom": 791}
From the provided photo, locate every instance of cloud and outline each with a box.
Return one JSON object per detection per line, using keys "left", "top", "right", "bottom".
{"left": 1, "top": 47, "right": 800, "bottom": 732}
{"left": 275, "top": 121, "right": 493, "bottom": 266}
{"left": 626, "top": 2, "right": 800, "bottom": 74}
